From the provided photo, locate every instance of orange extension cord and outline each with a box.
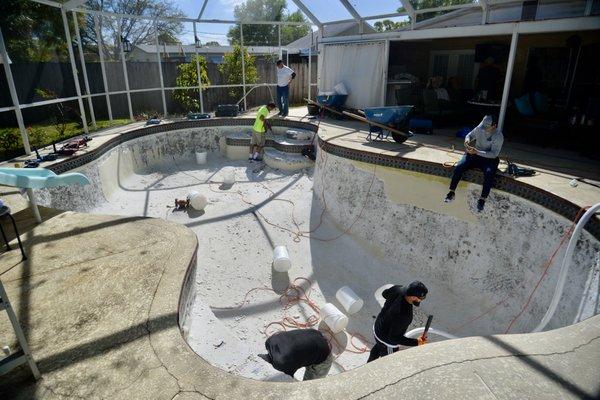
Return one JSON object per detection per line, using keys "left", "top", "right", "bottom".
{"left": 210, "top": 276, "right": 372, "bottom": 359}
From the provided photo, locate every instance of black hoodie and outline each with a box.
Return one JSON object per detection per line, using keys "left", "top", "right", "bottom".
{"left": 374, "top": 285, "right": 418, "bottom": 347}
{"left": 265, "top": 329, "right": 330, "bottom": 377}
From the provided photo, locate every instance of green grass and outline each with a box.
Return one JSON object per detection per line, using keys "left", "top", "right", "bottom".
{"left": 0, "top": 119, "right": 131, "bottom": 161}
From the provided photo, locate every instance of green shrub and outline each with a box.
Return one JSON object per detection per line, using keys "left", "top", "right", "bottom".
{"left": 173, "top": 55, "right": 210, "bottom": 112}
{"left": 219, "top": 45, "right": 258, "bottom": 100}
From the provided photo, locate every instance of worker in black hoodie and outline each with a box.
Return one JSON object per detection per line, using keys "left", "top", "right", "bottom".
{"left": 259, "top": 329, "right": 333, "bottom": 380}
{"left": 367, "top": 281, "right": 429, "bottom": 363}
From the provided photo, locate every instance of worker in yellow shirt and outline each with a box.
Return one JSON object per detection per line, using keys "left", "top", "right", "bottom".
{"left": 250, "top": 102, "right": 277, "bottom": 161}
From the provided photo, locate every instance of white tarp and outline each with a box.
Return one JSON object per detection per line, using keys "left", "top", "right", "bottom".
{"left": 319, "top": 41, "right": 386, "bottom": 108}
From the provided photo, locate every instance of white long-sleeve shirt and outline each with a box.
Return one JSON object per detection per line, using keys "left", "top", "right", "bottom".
{"left": 277, "top": 65, "right": 294, "bottom": 87}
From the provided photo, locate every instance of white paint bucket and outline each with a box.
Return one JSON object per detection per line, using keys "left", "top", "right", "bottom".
{"left": 336, "top": 286, "right": 363, "bottom": 314}
{"left": 187, "top": 191, "right": 208, "bottom": 211}
{"left": 223, "top": 169, "right": 235, "bottom": 185}
{"left": 195, "top": 151, "right": 207, "bottom": 165}
{"left": 374, "top": 284, "right": 394, "bottom": 307}
{"left": 320, "top": 303, "right": 348, "bottom": 333}
{"left": 273, "top": 245, "right": 291, "bottom": 272}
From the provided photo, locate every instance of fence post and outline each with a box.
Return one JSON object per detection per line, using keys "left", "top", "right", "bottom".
{"left": 155, "top": 25, "right": 168, "bottom": 117}
{"left": 61, "top": 7, "right": 89, "bottom": 134}
{"left": 0, "top": 27, "right": 31, "bottom": 155}
{"left": 72, "top": 10, "right": 96, "bottom": 128}
{"left": 193, "top": 22, "right": 205, "bottom": 113}
{"left": 240, "top": 23, "right": 247, "bottom": 111}
{"left": 93, "top": 15, "right": 113, "bottom": 122}
{"left": 118, "top": 19, "right": 134, "bottom": 120}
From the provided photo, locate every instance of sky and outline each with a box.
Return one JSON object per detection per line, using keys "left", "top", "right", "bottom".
{"left": 173, "top": 0, "right": 408, "bottom": 45}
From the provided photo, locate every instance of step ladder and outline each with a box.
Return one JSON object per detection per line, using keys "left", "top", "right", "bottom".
{"left": 0, "top": 279, "right": 40, "bottom": 380}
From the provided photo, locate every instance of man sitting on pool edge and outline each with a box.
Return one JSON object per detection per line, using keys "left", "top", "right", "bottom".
{"left": 444, "top": 115, "right": 504, "bottom": 212}
{"left": 258, "top": 328, "right": 333, "bottom": 380}
{"left": 250, "top": 102, "right": 277, "bottom": 161}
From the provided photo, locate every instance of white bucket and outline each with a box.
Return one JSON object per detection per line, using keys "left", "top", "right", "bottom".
{"left": 223, "top": 169, "right": 235, "bottom": 185}
{"left": 320, "top": 303, "right": 348, "bottom": 333}
{"left": 334, "top": 82, "right": 348, "bottom": 95}
{"left": 374, "top": 284, "right": 394, "bottom": 307}
{"left": 336, "top": 286, "right": 364, "bottom": 314}
{"left": 272, "top": 245, "right": 291, "bottom": 272}
{"left": 187, "top": 191, "right": 208, "bottom": 211}
{"left": 195, "top": 151, "right": 207, "bottom": 165}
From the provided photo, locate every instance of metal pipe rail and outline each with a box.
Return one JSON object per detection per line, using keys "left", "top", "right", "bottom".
{"left": 236, "top": 83, "right": 276, "bottom": 107}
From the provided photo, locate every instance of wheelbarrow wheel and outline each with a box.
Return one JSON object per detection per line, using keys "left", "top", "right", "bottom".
{"left": 392, "top": 132, "right": 409, "bottom": 143}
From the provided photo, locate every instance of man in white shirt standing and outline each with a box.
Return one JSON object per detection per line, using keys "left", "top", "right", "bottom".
{"left": 276, "top": 60, "right": 295, "bottom": 118}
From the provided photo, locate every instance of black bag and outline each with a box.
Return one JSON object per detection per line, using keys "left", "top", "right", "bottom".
{"left": 506, "top": 160, "right": 536, "bottom": 177}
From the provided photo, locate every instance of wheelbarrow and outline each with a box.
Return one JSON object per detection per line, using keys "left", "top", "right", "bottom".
{"left": 315, "top": 94, "right": 348, "bottom": 119}
{"left": 364, "top": 106, "right": 414, "bottom": 143}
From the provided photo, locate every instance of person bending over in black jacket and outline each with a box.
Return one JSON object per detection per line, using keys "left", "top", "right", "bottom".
{"left": 259, "top": 329, "right": 333, "bottom": 380}
{"left": 367, "top": 281, "right": 428, "bottom": 363}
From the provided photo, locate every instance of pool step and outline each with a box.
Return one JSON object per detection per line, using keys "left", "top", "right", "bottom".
{"left": 263, "top": 148, "right": 313, "bottom": 171}
{"left": 224, "top": 130, "right": 315, "bottom": 162}
{"left": 225, "top": 132, "right": 312, "bottom": 153}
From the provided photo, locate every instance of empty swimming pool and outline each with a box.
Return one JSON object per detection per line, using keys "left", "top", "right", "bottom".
{"left": 36, "top": 119, "right": 600, "bottom": 382}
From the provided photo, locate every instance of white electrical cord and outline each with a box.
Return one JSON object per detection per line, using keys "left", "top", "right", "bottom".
{"left": 533, "top": 202, "right": 600, "bottom": 332}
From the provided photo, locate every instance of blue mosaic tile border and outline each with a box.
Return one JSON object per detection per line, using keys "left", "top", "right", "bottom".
{"left": 224, "top": 137, "right": 308, "bottom": 153}
{"left": 318, "top": 137, "right": 600, "bottom": 241}
{"left": 47, "top": 118, "right": 316, "bottom": 174}
{"left": 44, "top": 117, "right": 598, "bottom": 241}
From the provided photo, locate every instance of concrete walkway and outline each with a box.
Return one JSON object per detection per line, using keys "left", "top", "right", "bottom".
{"left": 0, "top": 210, "right": 598, "bottom": 399}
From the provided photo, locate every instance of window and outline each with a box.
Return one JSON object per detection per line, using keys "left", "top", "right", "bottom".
{"left": 429, "top": 50, "right": 477, "bottom": 89}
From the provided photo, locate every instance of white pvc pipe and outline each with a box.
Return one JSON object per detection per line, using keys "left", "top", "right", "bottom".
{"left": 193, "top": 22, "right": 205, "bottom": 113}
{"left": 498, "top": 27, "right": 518, "bottom": 133}
{"left": 118, "top": 20, "right": 134, "bottom": 120}
{"left": 308, "top": 30, "right": 312, "bottom": 100}
{"left": 155, "top": 26, "right": 168, "bottom": 117}
{"left": 61, "top": 7, "right": 89, "bottom": 134}
{"left": 26, "top": 188, "right": 42, "bottom": 223}
{"left": 533, "top": 203, "right": 600, "bottom": 332}
{"left": 406, "top": 327, "right": 459, "bottom": 340}
{"left": 240, "top": 24, "right": 247, "bottom": 111}
{"left": 93, "top": 15, "right": 113, "bottom": 122}
{"left": 72, "top": 10, "right": 96, "bottom": 128}
{"left": 0, "top": 27, "right": 31, "bottom": 155}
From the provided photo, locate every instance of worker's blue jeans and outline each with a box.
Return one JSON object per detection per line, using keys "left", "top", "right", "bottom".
{"left": 449, "top": 153, "right": 500, "bottom": 198}
{"left": 277, "top": 85, "right": 289, "bottom": 116}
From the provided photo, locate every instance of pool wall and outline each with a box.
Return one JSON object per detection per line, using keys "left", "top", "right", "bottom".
{"left": 35, "top": 120, "right": 315, "bottom": 210}
{"left": 313, "top": 147, "right": 600, "bottom": 334}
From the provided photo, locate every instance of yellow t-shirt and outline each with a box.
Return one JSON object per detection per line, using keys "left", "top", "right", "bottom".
{"left": 253, "top": 105, "right": 269, "bottom": 133}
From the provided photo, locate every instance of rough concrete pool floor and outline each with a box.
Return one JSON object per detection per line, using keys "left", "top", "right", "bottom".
{"left": 90, "top": 154, "right": 430, "bottom": 381}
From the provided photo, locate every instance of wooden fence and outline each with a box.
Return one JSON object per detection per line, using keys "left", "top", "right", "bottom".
{"left": 0, "top": 57, "right": 317, "bottom": 125}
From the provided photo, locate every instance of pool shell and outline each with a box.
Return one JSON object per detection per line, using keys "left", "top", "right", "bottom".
{"left": 33, "top": 118, "right": 600, "bottom": 369}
